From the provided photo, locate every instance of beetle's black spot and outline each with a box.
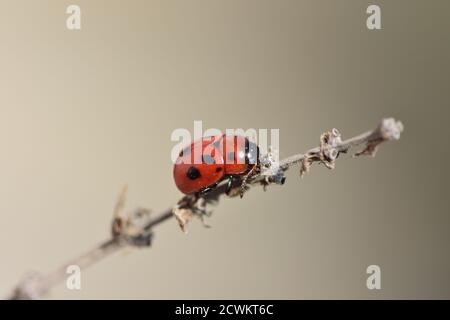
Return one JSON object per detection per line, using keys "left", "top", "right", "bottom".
{"left": 186, "top": 166, "right": 201, "bottom": 180}
{"left": 203, "top": 154, "right": 215, "bottom": 164}
{"left": 215, "top": 167, "right": 223, "bottom": 172}
{"left": 179, "top": 147, "right": 191, "bottom": 158}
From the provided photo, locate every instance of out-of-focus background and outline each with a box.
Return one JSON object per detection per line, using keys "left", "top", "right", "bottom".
{"left": 0, "top": 0, "right": 449, "bottom": 299}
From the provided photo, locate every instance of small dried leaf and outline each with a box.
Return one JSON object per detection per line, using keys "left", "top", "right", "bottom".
{"left": 173, "top": 207, "right": 194, "bottom": 233}
{"left": 300, "top": 157, "right": 312, "bottom": 177}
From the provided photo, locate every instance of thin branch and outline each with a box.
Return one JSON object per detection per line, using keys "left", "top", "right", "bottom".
{"left": 5, "top": 117, "right": 403, "bottom": 300}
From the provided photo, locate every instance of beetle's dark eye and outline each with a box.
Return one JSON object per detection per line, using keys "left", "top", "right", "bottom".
{"left": 203, "top": 154, "right": 215, "bottom": 164}
{"left": 186, "top": 166, "right": 201, "bottom": 180}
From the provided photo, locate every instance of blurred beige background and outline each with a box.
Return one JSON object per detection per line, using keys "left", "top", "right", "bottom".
{"left": 0, "top": 0, "right": 449, "bottom": 299}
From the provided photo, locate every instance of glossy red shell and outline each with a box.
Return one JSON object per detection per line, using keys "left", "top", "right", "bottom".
{"left": 173, "top": 134, "right": 253, "bottom": 194}
{"left": 222, "top": 135, "right": 248, "bottom": 175}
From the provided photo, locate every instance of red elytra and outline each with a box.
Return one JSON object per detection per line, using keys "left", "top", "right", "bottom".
{"left": 173, "top": 134, "right": 259, "bottom": 195}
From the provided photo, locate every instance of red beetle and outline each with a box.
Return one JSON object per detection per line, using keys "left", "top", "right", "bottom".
{"left": 173, "top": 134, "right": 259, "bottom": 195}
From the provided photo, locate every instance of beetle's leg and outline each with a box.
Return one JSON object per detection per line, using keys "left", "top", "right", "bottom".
{"left": 198, "top": 184, "right": 217, "bottom": 197}
{"left": 224, "top": 175, "right": 245, "bottom": 197}
{"left": 225, "top": 176, "right": 233, "bottom": 195}
{"left": 239, "top": 164, "right": 258, "bottom": 198}
{"left": 225, "top": 176, "right": 238, "bottom": 196}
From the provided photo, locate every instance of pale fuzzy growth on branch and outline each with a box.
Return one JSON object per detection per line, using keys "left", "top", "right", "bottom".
{"left": 6, "top": 117, "right": 403, "bottom": 300}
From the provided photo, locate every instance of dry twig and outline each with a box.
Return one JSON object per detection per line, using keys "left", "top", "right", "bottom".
{"left": 5, "top": 117, "right": 403, "bottom": 299}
